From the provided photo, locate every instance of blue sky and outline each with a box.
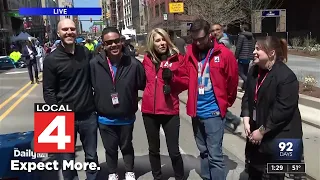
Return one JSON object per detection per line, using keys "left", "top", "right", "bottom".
{"left": 73, "top": 0, "right": 101, "bottom": 31}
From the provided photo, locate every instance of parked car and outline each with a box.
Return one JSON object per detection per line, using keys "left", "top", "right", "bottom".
{"left": 0, "top": 56, "right": 16, "bottom": 69}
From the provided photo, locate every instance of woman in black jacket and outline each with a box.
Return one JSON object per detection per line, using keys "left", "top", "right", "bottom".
{"left": 241, "top": 36, "right": 303, "bottom": 180}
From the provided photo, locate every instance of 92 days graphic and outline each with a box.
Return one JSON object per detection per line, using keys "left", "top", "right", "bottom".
{"left": 274, "top": 139, "right": 303, "bottom": 161}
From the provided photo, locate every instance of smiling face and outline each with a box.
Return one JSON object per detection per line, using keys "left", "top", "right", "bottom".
{"left": 57, "top": 19, "right": 76, "bottom": 45}
{"left": 253, "top": 42, "right": 275, "bottom": 68}
{"left": 103, "top": 32, "right": 122, "bottom": 57}
{"left": 211, "top": 24, "right": 223, "bottom": 40}
{"left": 153, "top": 33, "right": 167, "bottom": 54}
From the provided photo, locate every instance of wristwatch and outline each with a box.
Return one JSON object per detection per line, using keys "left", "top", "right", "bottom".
{"left": 258, "top": 125, "right": 266, "bottom": 134}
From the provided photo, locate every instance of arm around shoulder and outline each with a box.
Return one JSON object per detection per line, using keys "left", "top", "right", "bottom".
{"left": 170, "top": 54, "right": 189, "bottom": 93}
{"left": 42, "top": 55, "right": 58, "bottom": 104}
{"left": 136, "top": 59, "right": 146, "bottom": 90}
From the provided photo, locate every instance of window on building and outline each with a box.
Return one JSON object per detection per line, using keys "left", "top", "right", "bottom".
{"left": 149, "top": 7, "right": 153, "bottom": 18}
{"left": 184, "top": 5, "right": 189, "bottom": 15}
{"left": 160, "top": 3, "right": 165, "bottom": 14}
{"left": 140, "top": 16, "right": 144, "bottom": 26}
{"left": 155, "top": 4, "right": 159, "bottom": 17}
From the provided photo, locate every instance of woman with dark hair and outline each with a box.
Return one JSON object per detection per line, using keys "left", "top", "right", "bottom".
{"left": 241, "top": 36, "right": 303, "bottom": 180}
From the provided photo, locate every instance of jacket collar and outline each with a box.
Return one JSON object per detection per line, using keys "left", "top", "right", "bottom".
{"left": 56, "top": 42, "right": 77, "bottom": 55}
{"left": 252, "top": 60, "right": 283, "bottom": 102}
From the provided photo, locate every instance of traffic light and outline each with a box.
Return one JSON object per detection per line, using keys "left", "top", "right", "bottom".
{"left": 90, "top": 18, "right": 92, "bottom": 22}
{"left": 106, "top": 12, "right": 110, "bottom": 19}
{"left": 74, "top": 17, "right": 77, "bottom": 23}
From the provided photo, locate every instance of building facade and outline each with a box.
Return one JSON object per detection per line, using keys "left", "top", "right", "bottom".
{"left": 146, "top": 0, "right": 195, "bottom": 36}
{"left": 41, "top": 0, "right": 59, "bottom": 41}
{"left": 57, "top": 0, "right": 80, "bottom": 33}
{"left": 0, "top": 0, "right": 11, "bottom": 55}
{"left": 123, "top": 0, "right": 133, "bottom": 29}
{"left": 21, "top": 0, "right": 45, "bottom": 40}
{"left": 138, "top": 0, "right": 147, "bottom": 33}
{"left": 130, "top": 0, "right": 140, "bottom": 33}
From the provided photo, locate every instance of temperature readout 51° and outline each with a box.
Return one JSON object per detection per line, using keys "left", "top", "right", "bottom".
{"left": 267, "top": 163, "right": 306, "bottom": 174}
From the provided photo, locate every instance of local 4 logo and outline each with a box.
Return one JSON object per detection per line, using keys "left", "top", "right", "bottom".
{"left": 34, "top": 103, "right": 75, "bottom": 153}
{"left": 274, "top": 139, "right": 303, "bottom": 161}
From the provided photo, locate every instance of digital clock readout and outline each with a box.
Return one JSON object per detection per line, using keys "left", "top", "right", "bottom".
{"left": 267, "top": 163, "right": 306, "bottom": 174}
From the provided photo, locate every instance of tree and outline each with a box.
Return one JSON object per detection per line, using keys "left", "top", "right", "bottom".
{"left": 184, "top": 0, "right": 284, "bottom": 25}
{"left": 184, "top": 0, "right": 246, "bottom": 25}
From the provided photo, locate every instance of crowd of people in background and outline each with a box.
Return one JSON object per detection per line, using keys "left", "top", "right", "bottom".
{"left": 2, "top": 16, "right": 303, "bottom": 180}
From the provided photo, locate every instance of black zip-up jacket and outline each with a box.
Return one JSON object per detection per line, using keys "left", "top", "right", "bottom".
{"left": 90, "top": 51, "right": 146, "bottom": 118}
{"left": 42, "top": 43, "right": 95, "bottom": 114}
{"left": 235, "top": 31, "right": 255, "bottom": 60}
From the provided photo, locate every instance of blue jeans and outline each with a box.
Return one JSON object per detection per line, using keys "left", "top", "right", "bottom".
{"left": 60, "top": 112, "right": 99, "bottom": 180}
{"left": 238, "top": 61, "right": 250, "bottom": 90}
{"left": 192, "top": 117, "right": 226, "bottom": 180}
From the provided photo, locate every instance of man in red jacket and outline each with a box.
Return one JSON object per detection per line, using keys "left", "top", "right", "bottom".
{"left": 185, "top": 19, "right": 238, "bottom": 180}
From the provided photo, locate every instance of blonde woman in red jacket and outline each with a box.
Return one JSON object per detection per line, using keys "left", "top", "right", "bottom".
{"left": 141, "top": 28, "right": 188, "bottom": 180}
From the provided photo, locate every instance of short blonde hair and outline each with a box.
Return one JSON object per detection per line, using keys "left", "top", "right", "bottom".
{"left": 146, "top": 28, "right": 179, "bottom": 64}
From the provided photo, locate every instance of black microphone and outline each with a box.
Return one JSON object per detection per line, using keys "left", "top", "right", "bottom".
{"left": 160, "top": 54, "right": 167, "bottom": 61}
{"left": 161, "top": 54, "right": 171, "bottom": 95}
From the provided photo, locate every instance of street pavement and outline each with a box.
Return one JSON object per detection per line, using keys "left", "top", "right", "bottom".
{"left": 286, "top": 54, "right": 320, "bottom": 87}
{"left": 0, "top": 68, "right": 247, "bottom": 180}
{"left": 0, "top": 66, "right": 319, "bottom": 180}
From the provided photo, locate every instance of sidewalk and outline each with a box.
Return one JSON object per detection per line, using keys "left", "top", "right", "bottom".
{"left": 179, "top": 90, "right": 320, "bottom": 128}
{"left": 179, "top": 91, "right": 320, "bottom": 179}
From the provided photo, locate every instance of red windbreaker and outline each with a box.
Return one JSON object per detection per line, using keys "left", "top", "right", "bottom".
{"left": 141, "top": 53, "right": 188, "bottom": 115}
{"left": 185, "top": 39, "right": 238, "bottom": 118}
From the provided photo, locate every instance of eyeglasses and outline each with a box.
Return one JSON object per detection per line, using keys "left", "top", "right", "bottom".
{"left": 104, "top": 38, "right": 121, "bottom": 46}
{"left": 192, "top": 34, "right": 208, "bottom": 43}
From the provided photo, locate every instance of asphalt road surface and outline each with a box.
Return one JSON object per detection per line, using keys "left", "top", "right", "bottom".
{"left": 0, "top": 67, "right": 318, "bottom": 180}
{"left": 286, "top": 54, "right": 320, "bottom": 87}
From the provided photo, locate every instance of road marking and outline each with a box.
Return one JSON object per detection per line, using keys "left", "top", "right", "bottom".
{"left": 5, "top": 71, "right": 28, "bottom": 75}
{"left": 0, "top": 73, "right": 42, "bottom": 111}
{"left": 0, "top": 83, "right": 38, "bottom": 122}
{"left": 137, "top": 103, "right": 187, "bottom": 154}
{"left": 0, "top": 82, "right": 31, "bottom": 110}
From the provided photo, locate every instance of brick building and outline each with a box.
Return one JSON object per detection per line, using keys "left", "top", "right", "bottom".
{"left": 146, "top": 0, "right": 195, "bottom": 36}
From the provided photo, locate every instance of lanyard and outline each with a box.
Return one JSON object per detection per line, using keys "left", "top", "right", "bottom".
{"left": 254, "top": 71, "right": 269, "bottom": 102}
{"left": 199, "top": 48, "right": 214, "bottom": 77}
{"left": 107, "top": 58, "right": 116, "bottom": 84}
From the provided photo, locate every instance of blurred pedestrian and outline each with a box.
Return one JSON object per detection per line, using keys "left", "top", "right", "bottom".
{"left": 22, "top": 41, "right": 39, "bottom": 84}
{"left": 235, "top": 23, "right": 255, "bottom": 91}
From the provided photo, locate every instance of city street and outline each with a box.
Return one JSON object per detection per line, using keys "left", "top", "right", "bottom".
{"left": 0, "top": 65, "right": 319, "bottom": 180}
{"left": 287, "top": 54, "right": 320, "bottom": 87}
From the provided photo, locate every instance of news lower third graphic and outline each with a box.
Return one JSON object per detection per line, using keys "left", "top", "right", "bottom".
{"left": 20, "top": 103, "right": 100, "bottom": 172}
{"left": 19, "top": 8, "right": 102, "bottom": 15}
{"left": 267, "top": 163, "right": 306, "bottom": 174}
{"left": 11, "top": 148, "right": 100, "bottom": 172}
{"left": 274, "top": 139, "right": 303, "bottom": 161}
{"left": 33, "top": 103, "right": 75, "bottom": 153}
